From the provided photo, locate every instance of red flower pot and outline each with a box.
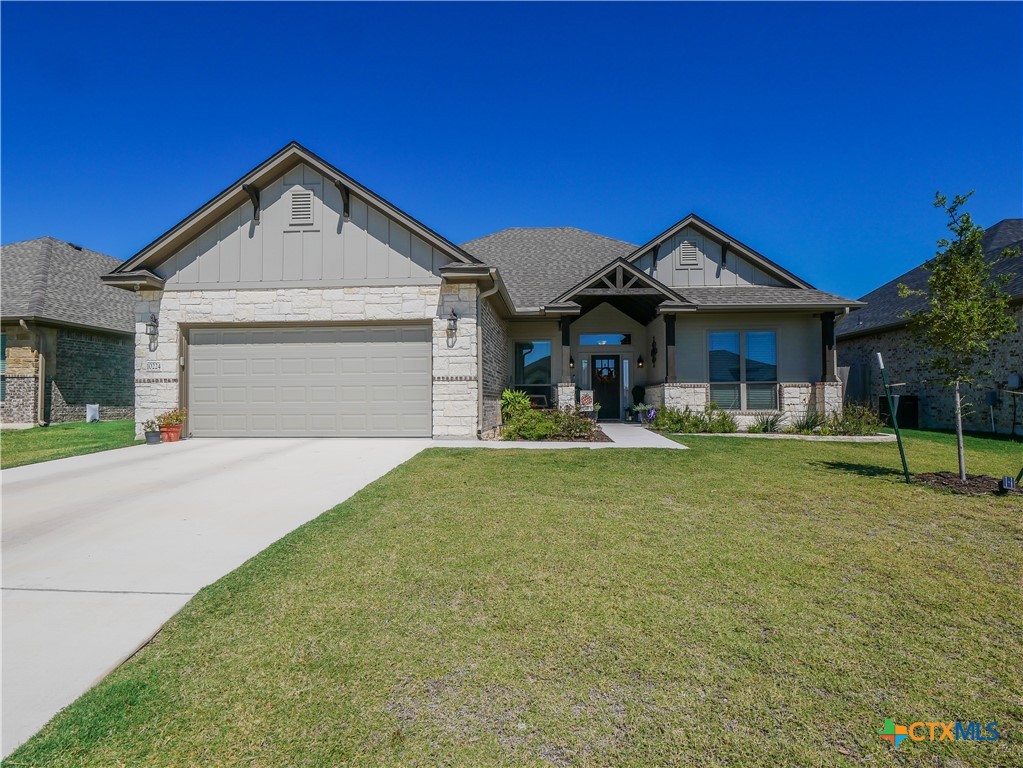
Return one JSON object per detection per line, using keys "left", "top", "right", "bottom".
{"left": 160, "top": 424, "right": 183, "bottom": 442}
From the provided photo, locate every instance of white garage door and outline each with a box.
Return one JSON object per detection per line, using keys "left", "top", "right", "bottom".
{"left": 188, "top": 325, "right": 432, "bottom": 437}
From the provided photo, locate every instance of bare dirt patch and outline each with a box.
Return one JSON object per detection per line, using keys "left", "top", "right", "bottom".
{"left": 915, "top": 471, "right": 1021, "bottom": 496}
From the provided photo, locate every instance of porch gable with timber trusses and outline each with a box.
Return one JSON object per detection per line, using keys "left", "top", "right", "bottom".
{"left": 544, "top": 259, "right": 695, "bottom": 386}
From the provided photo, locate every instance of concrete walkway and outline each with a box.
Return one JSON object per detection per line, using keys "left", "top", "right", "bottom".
{"left": 1, "top": 437, "right": 430, "bottom": 757}
{"left": 443, "top": 422, "right": 687, "bottom": 449}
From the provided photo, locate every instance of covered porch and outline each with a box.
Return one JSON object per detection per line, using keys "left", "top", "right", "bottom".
{"left": 508, "top": 259, "right": 843, "bottom": 426}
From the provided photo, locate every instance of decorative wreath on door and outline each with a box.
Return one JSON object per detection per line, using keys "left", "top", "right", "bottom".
{"left": 594, "top": 367, "right": 617, "bottom": 383}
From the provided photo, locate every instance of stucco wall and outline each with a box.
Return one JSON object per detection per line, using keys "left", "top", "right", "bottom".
{"left": 838, "top": 304, "right": 1023, "bottom": 435}
{"left": 133, "top": 284, "right": 479, "bottom": 439}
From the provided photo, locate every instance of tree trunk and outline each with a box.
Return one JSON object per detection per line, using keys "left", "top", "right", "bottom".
{"left": 954, "top": 380, "right": 966, "bottom": 481}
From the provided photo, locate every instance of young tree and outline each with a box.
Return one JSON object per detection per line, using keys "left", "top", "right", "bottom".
{"left": 899, "top": 191, "right": 1017, "bottom": 480}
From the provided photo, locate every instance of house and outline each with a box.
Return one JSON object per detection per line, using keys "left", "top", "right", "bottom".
{"left": 102, "top": 142, "right": 862, "bottom": 439}
{"left": 838, "top": 218, "right": 1023, "bottom": 435}
{"left": 1, "top": 237, "right": 136, "bottom": 426}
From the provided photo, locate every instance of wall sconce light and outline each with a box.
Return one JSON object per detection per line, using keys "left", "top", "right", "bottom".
{"left": 651, "top": 338, "right": 658, "bottom": 368}
{"left": 447, "top": 309, "right": 458, "bottom": 334}
{"left": 637, "top": 355, "right": 644, "bottom": 369}
{"left": 569, "top": 356, "right": 575, "bottom": 369}
{"left": 145, "top": 314, "right": 159, "bottom": 338}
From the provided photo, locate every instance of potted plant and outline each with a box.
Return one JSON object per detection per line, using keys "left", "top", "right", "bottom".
{"left": 157, "top": 408, "right": 186, "bottom": 442}
{"left": 142, "top": 418, "right": 161, "bottom": 445}
{"left": 634, "top": 403, "right": 651, "bottom": 424}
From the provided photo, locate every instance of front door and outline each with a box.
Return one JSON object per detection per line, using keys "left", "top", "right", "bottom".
{"left": 591, "top": 354, "right": 621, "bottom": 420}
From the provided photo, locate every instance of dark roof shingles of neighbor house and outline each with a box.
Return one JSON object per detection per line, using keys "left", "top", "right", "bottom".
{"left": 838, "top": 218, "right": 1023, "bottom": 339}
{"left": 1, "top": 237, "right": 135, "bottom": 334}
{"left": 461, "top": 226, "right": 857, "bottom": 311}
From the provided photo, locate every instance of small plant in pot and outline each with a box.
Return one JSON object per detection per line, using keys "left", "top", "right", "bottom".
{"left": 142, "top": 418, "right": 161, "bottom": 445}
{"left": 156, "top": 408, "right": 187, "bottom": 442}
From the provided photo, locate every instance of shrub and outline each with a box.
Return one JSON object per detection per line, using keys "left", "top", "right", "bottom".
{"left": 502, "top": 409, "right": 555, "bottom": 441}
{"left": 502, "top": 406, "right": 596, "bottom": 441}
{"left": 500, "top": 389, "right": 532, "bottom": 421}
{"left": 787, "top": 409, "right": 826, "bottom": 435}
{"left": 747, "top": 412, "right": 783, "bottom": 433}
{"left": 827, "top": 404, "right": 883, "bottom": 436}
{"left": 705, "top": 403, "right": 738, "bottom": 433}
{"left": 650, "top": 405, "right": 737, "bottom": 433}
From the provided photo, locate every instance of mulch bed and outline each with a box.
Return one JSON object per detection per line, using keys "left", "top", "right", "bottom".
{"left": 915, "top": 471, "right": 1021, "bottom": 496}
{"left": 506, "top": 427, "right": 613, "bottom": 443}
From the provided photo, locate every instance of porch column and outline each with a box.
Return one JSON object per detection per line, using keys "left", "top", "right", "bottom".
{"left": 560, "top": 316, "right": 573, "bottom": 383}
{"left": 664, "top": 314, "right": 677, "bottom": 383}
{"left": 821, "top": 311, "right": 838, "bottom": 382}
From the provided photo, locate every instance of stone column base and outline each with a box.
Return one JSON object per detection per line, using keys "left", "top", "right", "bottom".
{"left": 555, "top": 383, "right": 576, "bottom": 409}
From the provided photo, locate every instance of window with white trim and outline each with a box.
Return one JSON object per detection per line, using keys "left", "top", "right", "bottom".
{"left": 708, "top": 330, "right": 778, "bottom": 410}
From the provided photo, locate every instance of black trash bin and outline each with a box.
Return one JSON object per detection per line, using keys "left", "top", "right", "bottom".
{"left": 878, "top": 395, "right": 919, "bottom": 429}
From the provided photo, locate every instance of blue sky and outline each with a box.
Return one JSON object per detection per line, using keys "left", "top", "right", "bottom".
{"left": 2, "top": 2, "right": 1020, "bottom": 298}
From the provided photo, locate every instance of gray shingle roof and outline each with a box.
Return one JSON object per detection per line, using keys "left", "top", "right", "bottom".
{"left": 462, "top": 226, "right": 859, "bottom": 311}
{"left": 460, "top": 227, "right": 637, "bottom": 309}
{"left": 838, "top": 219, "right": 1023, "bottom": 339}
{"left": 1, "top": 237, "right": 135, "bottom": 334}
{"left": 677, "top": 286, "right": 858, "bottom": 308}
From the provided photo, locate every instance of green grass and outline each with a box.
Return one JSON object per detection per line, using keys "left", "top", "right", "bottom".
{"left": 0, "top": 420, "right": 140, "bottom": 469}
{"left": 7, "top": 431, "right": 1022, "bottom": 767}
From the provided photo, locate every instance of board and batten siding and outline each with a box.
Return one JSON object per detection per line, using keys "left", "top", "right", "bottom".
{"left": 634, "top": 226, "right": 787, "bottom": 289}
{"left": 155, "top": 163, "right": 452, "bottom": 290}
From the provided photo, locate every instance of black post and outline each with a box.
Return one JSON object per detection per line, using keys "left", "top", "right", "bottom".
{"left": 664, "top": 314, "right": 677, "bottom": 383}
{"left": 878, "top": 352, "right": 911, "bottom": 484}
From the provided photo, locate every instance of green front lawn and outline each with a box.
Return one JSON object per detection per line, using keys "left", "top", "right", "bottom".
{"left": 0, "top": 419, "right": 140, "bottom": 469}
{"left": 7, "top": 432, "right": 1021, "bottom": 767}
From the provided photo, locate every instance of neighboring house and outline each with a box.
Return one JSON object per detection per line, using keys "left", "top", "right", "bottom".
{"left": 102, "top": 142, "right": 862, "bottom": 439}
{"left": 838, "top": 219, "right": 1023, "bottom": 435}
{"left": 1, "top": 237, "right": 135, "bottom": 426}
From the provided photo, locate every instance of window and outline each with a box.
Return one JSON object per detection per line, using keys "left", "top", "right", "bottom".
{"left": 579, "top": 333, "right": 631, "bottom": 346}
{"left": 0, "top": 332, "right": 5, "bottom": 401}
{"left": 708, "top": 330, "right": 777, "bottom": 410}
{"left": 514, "top": 341, "right": 552, "bottom": 406}
{"left": 290, "top": 189, "right": 314, "bottom": 226}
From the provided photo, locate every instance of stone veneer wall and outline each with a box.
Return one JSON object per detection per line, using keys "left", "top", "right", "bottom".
{"left": 133, "top": 284, "right": 479, "bottom": 439}
{"left": 49, "top": 328, "right": 135, "bottom": 423}
{"left": 1, "top": 324, "right": 40, "bottom": 424}
{"left": 479, "top": 296, "right": 509, "bottom": 434}
{"left": 838, "top": 304, "right": 1023, "bottom": 435}
{"left": 646, "top": 381, "right": 843, "bottom": 430}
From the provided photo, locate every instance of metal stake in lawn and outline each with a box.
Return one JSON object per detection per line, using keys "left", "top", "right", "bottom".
{"left": 877, "top": 352, "right": 911, "bottom": 484}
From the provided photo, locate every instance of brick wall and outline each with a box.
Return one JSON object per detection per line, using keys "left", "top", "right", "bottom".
{"left": 838, "top": 304, "right": 1023, "bottom": 435}
{"left": 480, "top": 296, "right": 509, "bottom": 432}
{"left": 49, "top": 328, "right": 135, "bottom": 423}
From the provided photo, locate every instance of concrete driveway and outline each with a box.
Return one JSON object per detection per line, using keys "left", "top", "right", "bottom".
{"left": 1, "top": 437, "right": 430, "bottom": 757}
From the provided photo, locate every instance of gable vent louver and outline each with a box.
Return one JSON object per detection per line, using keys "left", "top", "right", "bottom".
{"left": 678, "top": 238, "right": 701, "bottom": 267}
{"left": 290, "top": 190, "right": 314, "bottom": 226}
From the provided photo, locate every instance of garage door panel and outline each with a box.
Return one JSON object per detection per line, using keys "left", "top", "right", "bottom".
{"left": 189, "top": 324, "right": 432, "bottom": 437}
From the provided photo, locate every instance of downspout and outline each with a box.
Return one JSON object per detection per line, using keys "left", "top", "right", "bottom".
{"left": 20, "top": 319, "right": 46, "bottom": 426}
{"left": 476, "top": 269, "right": 500, "bottom": 439}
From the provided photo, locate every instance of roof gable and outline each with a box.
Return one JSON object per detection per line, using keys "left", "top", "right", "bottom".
{"left": 109, "top": 142, "right": 478, "bottom": 280}
{"left": 626, "top": 214, "right": 813, "bottom": 289}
